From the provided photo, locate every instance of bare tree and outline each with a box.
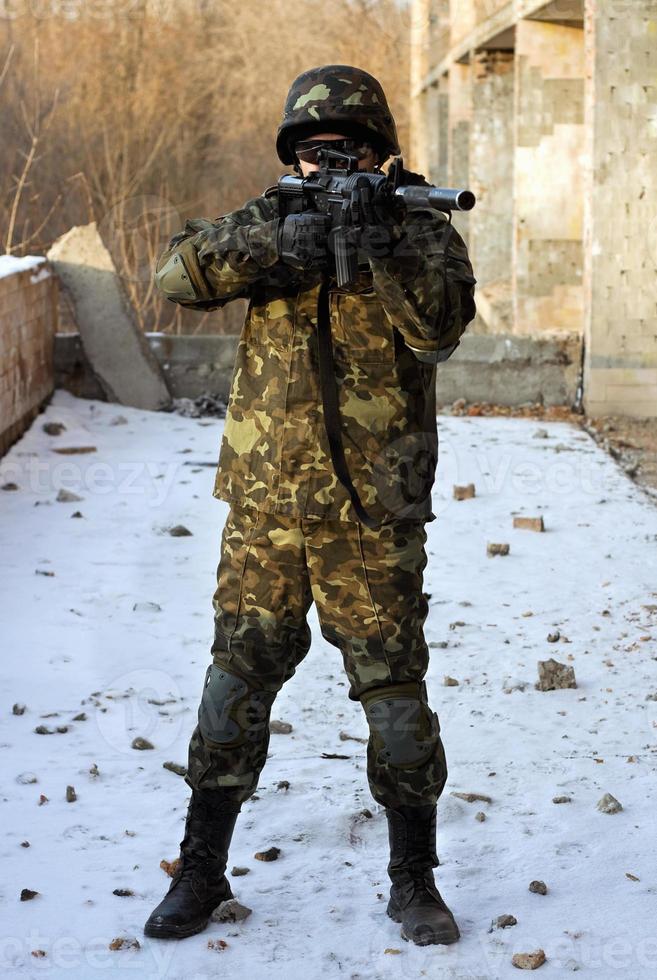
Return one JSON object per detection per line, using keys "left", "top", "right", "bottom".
{"left": 0, "top": 0, "right": 411, "bottom": 333}
{"left": 3, "top": 36, "right": 60, "bottom": 254}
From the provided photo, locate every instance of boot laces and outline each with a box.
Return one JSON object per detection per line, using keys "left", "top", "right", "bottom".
{"left": 389, "top": 808, "right": 437, "bottom": 870}
{"left": 172, "top": 794, "right": 233, "bottom": 885}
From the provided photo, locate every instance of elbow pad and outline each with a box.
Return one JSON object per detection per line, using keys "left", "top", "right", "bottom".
{"left": 154, "top": 238, "right": 214, "bottom": 303}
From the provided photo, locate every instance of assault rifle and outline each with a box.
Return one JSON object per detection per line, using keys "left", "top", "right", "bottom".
{"left": 277, "top": 147, "right": 475, "bottom": 289}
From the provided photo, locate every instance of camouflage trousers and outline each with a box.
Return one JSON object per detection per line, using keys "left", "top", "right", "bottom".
{"left": 184, "top": 504, "right": 447, "bottom": 809}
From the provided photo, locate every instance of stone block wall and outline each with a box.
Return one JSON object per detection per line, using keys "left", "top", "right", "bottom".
{"left": 411, "top": 0, "right": 657, "bottom": 416}
{"left": 513, "top": 19, "right": 585, "bottom": 336}
{"left": 582, "top": 0, "right": 657, "bottom": 417}
{"left": 0, "top": 258, "right": 58, "bottom": 456}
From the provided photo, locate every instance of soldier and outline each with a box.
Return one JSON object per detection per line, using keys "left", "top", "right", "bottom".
{"left": 145, "top": 65, "right": 476, "bottom": 947}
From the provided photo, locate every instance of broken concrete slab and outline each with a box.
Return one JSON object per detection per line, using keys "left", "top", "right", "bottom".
{"left": 47, "top": 223, "right": 171, "bottom": 411}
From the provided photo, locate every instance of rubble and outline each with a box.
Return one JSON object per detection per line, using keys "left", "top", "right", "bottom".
{"left": 535, "top": 659, "right": 577, "bottom": 691}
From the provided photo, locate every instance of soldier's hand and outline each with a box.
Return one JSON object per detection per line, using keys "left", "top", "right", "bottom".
{"left": 277, "top": 212, "right": 332, "bottom": 271}
{"left": 357, "top": 201, "right": 405, "bottom": 259}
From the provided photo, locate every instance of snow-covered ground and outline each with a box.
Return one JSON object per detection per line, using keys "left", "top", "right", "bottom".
{"left": 1, "top": 388, "right": 656, "bottom": 980}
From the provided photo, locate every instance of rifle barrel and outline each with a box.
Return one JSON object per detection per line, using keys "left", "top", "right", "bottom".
{"left": 394, "top": 186, "right": 475, "bottom": 212}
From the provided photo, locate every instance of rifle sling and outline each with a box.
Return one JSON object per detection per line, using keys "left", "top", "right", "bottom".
{"left": 316, "top": 275, "right": 381, "bottom": 529}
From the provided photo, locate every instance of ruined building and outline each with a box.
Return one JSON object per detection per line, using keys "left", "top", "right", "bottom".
{"left": 410, "top": 0, "right": 657, "bottom": 417}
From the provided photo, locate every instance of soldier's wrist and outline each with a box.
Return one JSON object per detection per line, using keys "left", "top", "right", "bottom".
{"left": 246, "top": 218, "right": 282, "bottom": 268}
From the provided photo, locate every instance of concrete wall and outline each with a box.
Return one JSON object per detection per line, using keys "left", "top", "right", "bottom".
{"left": 54, "top": 330, "right": 582, "bottom": 410}
{"left": 450, "top": 0, "right": 479, "bottom": 47}
{"left": 582, "top": 0, "right": 657, "bottom": 417}
{"left": 435, "top": 331, "right": 582, "bottom": 408}
{"left": 54, "top": 333, "right": 237, "bottom": 403}
{"left": 0, "top": 258, "right": 58, "bottom": 456}
{"left": 428, "top": 0, "right": 452, "bottom": 70}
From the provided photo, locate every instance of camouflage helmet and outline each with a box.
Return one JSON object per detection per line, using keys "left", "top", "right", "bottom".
{"left": 276, "top": 65, "right": 401, "bottom": 166}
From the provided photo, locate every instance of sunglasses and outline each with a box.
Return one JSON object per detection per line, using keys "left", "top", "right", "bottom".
{"left": 294, "top": 138, "right": 376, "bottom": 164}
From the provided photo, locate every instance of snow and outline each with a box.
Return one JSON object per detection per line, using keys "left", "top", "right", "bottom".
{"left": 29, "top": 266, "right": 52, "bottom": 285}
{"left": 0, "top": 255, "right": 46, "bottom": 279}
{"left": 1, "top": 388, "right": 656, "bottom": 979}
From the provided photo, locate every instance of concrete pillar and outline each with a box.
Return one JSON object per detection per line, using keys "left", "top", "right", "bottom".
{"left": 424, "top": 81, "right": 441, "bottom": 183}
{"left": 437, "top": 73, "right": 450, "bottom": 185}
{"left": 513, "top": 19, "right": 585, "bottom": 337}
{"left": 582, "top": 0, "right": 657, "bottom": 417}
{"left": 410, "top": 0, "right": 431, "bottom": 173}
{"left": 470, "top": 49, "right": 515, "bottom": 332}
{"left": 447, "top": 63, "right": 472, "bottom": 186}
{"left": 447, "top": 62, "right": 473, "bottom": 246}
{"left": 422, "top": 73, "right": 449, "bottom": 186}
{"left": 410, "top": 0, "right": 450, "bottom": 178}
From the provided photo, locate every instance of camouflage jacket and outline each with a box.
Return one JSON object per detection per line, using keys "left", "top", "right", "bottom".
{"left": 155, "top": 189, "right": 477, "bottom": 524}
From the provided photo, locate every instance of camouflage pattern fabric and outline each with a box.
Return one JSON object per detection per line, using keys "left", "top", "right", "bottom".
{"left": 275, "top": 64, "right": 401, "bottom": 165}
{"left": 155, "top": 188, "right": 476, "bottom": 525}
{"left": 185, "top": 504, "right": 448, "bottom": 809}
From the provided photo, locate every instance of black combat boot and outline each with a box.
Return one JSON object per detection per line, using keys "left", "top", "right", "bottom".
{"left": 144, "top": 788, "right": 241, "bottom": 939}
{"left": 385, "top": 803, "right": 460, "bottom": 946}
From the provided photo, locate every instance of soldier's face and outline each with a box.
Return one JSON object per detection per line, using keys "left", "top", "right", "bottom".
{"left": 295, "top": 132, "right": 379, "bottom": 176}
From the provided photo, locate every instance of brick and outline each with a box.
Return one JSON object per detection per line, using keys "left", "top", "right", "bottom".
{"left": 453, "top": 483, "right": 476, "bottom": 500}
{"left": 513, "top": 516, "right": 545, "bottom": 532}
{"left": 487, "top": 542, "right": 510, "bottom": 557}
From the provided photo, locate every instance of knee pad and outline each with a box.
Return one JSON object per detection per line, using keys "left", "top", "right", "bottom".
{"left": 198, "top": 663, "right": 276, "bottom": 748}
{"left": 360, "top": 682, "right": 441, "bottom": 768}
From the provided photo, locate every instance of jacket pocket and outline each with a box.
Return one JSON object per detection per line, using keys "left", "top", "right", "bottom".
{"left": 246, "top": 292, "right": 294, "bottom": 352}
{"left": 332, "top": 288, "right": 395, "bottom": 365}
